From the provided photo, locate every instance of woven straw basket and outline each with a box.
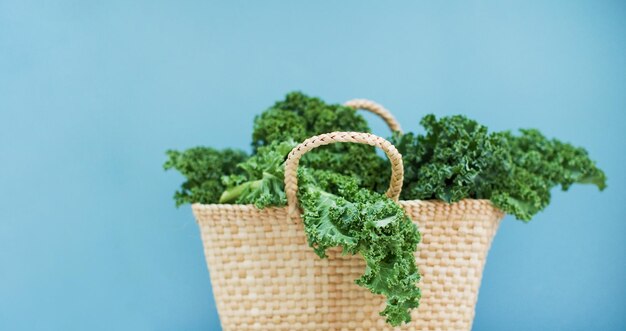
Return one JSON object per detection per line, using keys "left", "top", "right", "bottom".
{"left": 192, "top": 101, "right": 505, "bottom": 331}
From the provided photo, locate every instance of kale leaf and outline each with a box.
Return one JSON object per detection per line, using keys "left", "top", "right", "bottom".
{"left": 298, "top": 169, "right": 421, "bottom": 326}
{"left": 163, "top": 147, "right": 248, "bottom": 206}
{"left": 217, "top": 140, "right": 423, "bottom": 326}
{"left": 392, "top": 114, "right": 501, "bottom": 203}
{"left": 219, "top": 140, "right": 296, "bottom": 208}
{"left": 252, "top": 91, "right": 371, "bottom": 148}
{"left": 484, "top": 129, "right": 607, "bottom": 220}
{"left": 253, "top": 91, "right": 390, "bottom": 193}
{"left": 394, "top": 115, "right": 607, "bottom": 221}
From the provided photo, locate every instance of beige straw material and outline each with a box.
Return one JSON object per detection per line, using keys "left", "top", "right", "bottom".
{"left": 192, "top": 132, "right": 505, "bottom": 331}
{"left": 345, "top": 99, "right": 403, "bottom": 133}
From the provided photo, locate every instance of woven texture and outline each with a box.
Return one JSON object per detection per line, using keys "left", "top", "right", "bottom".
{"left": 193, "top": 200, "right": 503, "bottom": 331}
{"left": 193, "top": 131, "right": 504, "bottom": 330}
{"left": 345, "top": 99, "right": 403, "bottom": 133}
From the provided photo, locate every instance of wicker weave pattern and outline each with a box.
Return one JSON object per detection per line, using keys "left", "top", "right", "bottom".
{"left": 193, "top": 130, "right": 503, "bottom": 330}
{"left": 193, "top": 200, "right": 503, "bottom": 331}
{"left": 345, "top": 99, "right": 403, "bottom": 133}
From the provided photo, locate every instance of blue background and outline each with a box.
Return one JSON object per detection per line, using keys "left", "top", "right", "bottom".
{"left": 1, "top": 1, "right": 624, "bottom": 330}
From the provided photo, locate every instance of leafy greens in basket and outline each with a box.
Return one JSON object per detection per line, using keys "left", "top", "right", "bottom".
{"left": 298, "top": 168, "right": 421, "bottom": 325}
{"left": 391, "top": 114, "right": 607, "bottom": 220}
{"left": 164, "top": 92, "right": 606, "bottom": 326}
{"left": 216, "top": 137, "right": 421, "bottom": 325}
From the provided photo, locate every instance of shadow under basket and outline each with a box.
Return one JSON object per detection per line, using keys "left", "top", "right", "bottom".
{"left": 192, "top": 199, "right": 503, "bottom": 331}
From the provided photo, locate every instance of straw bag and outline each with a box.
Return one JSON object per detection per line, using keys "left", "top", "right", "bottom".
{"left": 192, "top": 101, "right": 504, "bottom": 331}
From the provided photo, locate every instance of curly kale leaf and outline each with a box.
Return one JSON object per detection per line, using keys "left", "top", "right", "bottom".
{"left": 252, "top": 91, "right": 390, "bottom": 192}
{"left": 395, "top": 115, "right": 607, "bottom": 221}
{"left": 252, "top": 91, "right": 371, "bottom": 148}
{"left": 298, "top": 169, "right": 421, "bottom": 326}
{"left": 500, "top": 129, "right": 607, "bottom": 191}
{"left": 393, "top": 114, "right": 502, "bottom": 203}
{"left": 485, "top": 129, "right": 607, "bottom": 220}
{"left": 164, "top": 147, "right": 248, "bottom": 206}
{"left": 301, "top": 145, "right": 391, "bottom": 193}
{"left": 219, "top": 140, "right": 297, "bottom": 208}
{"left": 219, "top": 137, "right": 390, "bottom": 209}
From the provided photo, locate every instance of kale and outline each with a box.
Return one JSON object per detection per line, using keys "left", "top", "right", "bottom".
{"left": 484, "top": 129, "right": 607, "bottom": 220}
{"left": 163, "top": 147, "right": 248, "bottom": 206}
{"left": 218, "top": 141, "right": 423, "bottom": 326}
{"left": 252, "top": 91, "right": 371, "bottom": 148}
{"left": 394, "top": 115, "right": 607, "bottom": 220}
{"left": 297, "top": 169, "right": 421, "bottom": 326}
{"left": 252, "top": 91, "right": 390, "bottom": 192}
{"left": 392, "top": 114, "right": 500, "bottom": 203}
{"left": 219, "top": 140, "right": 296, "bottom": 209}
{"left": 165, "top": 93, "right": 607, "bottom": 327}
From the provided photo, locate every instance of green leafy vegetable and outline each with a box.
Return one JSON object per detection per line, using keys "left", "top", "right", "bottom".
{"left": 298, "top": 169, "right": 421, "bottom": 326}
{"left": 393, "top": 114, "right": 607, "bottom": 220}
{"left": 484, "top": 129, "right": 607, "bottom": 220}
{"left": 164, "top": 147, "right": 248, "bottom": 206}
{"left": 392, "top": 114, "right": 500, "bottom": 203}
{"left": 217, "top": 141, "right": 423, "bottom": 325}
{"left": 165, "top": 92, "right": 607, "bottom": 327}
{"left": 253, "top": 91, "right": 390, "bottom": 192}
{"left": 220, "top": 140, "right": 296, "bottom": 208}
{"left": 252, "top": 91, "right": 371, "bottom": 148}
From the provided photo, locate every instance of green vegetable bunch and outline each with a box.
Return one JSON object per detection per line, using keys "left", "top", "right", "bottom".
{"left": 163, "top": 147, "right": 247, "bottom": 206}
{"left": 217, "top": 143, "right": 422, "bottom": 325}
{"left": 392, "top": 114, "right": 607, "bottom": 220}
{"left": 298, "top": 169, "right": 421, "bottom": 325}
{"left": 164, "top": 92, "right": 607, "bottom": 326}
{"left": 253, "top": 91, "right": 390, "bottom": 192}
{"left": 164, "top": 92, "right": 391, "bottom": 205}
{"left": 219, "top": 140, "right": 296, "bottom": 209}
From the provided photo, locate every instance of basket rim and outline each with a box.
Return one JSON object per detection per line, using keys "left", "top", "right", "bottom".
{"left": 192, "top": 198, "right": 502, "bottom": 212}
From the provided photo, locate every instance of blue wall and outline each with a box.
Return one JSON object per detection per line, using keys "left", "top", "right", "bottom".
{"left": 1, "top": 1, "right": 624, "bottom": 330}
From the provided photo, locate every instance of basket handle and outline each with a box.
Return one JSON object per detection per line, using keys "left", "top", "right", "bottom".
{"left": 345, "top": 99, "right": 403, "bottom": 133}
{"left": 284, "top": 132, "right": 404, "bottom": 219}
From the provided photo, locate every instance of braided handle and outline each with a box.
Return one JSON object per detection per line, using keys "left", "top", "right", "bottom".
{"left": 284, "top": 132, "right": 404, "bottom": 219}
{"left": 345, "top": 99, "right": 403, "bottom": 133}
